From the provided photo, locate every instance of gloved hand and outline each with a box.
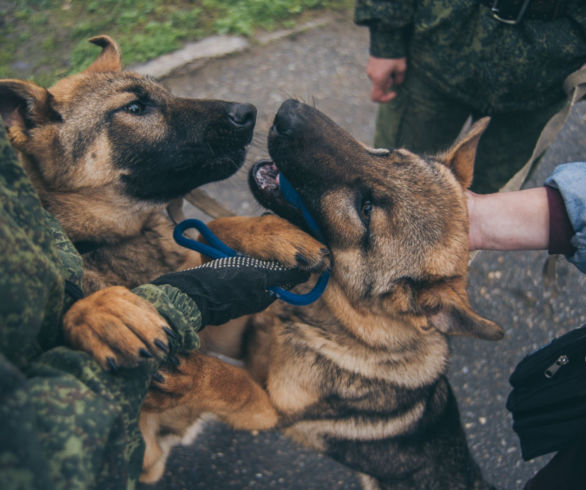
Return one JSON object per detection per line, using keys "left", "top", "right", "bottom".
{"left": 152, "top": 256, "right": 310, "bottom": 326}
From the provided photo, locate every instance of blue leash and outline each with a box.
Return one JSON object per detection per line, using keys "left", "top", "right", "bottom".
{"left": 173, "top": 175, "right": 329, "bottom": 306}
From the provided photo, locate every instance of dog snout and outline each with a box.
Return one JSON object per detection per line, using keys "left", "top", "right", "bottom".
{"left": 226, "top": 103, "right": 257, "bottom": 130}
{"left": 272, "top": 99, "right": 302, "bottom": 136}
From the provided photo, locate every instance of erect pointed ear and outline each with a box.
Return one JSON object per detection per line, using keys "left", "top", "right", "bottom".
{"left": 437, "top": 117, "right": 490, "bottom": 189}
{"left": 82, "top": 35, "right": 122, "bottom": 74}
{"left": 420, "top": 280, "right": 503, "bottom": 341}
{"left": 0, "top": 79, "right": 60, "bottom": 149}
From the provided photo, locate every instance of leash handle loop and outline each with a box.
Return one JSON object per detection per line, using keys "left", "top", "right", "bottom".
{"left": 173, "top": 218, "right": 329, "bottom": 306}
{"left": 174, "top": 219, "right": 236, "bottom": 259}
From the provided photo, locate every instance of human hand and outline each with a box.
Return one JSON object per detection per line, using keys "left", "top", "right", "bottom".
{"left": 152, "top": 256, "right": 310, "bottom": 326}
{"left": 367, "top": 56, "right": 407, "bottom": 103}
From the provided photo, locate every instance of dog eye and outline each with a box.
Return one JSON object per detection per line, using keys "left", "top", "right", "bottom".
{"left": 360, "top": 201, "right": 372, "bottom": 224}
{"left": 124, "top": 102, "right": 145, "bottom": 115}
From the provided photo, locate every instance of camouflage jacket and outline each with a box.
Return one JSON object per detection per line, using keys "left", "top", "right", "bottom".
{"left": 0, "top": 131, "right": 202, "bottom": 489}
{"left": 354, "top": 0, "right": 586, "bottom": 113}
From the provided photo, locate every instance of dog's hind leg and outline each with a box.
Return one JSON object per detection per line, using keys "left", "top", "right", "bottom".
{"left": 140, "top": 352, "right": 279, "bottom": 482}
{"left": 144, "top": 351, "right": 279, "bottom": 430}
{"left": 139, "top": 412, "right": 176, "bottom": 484}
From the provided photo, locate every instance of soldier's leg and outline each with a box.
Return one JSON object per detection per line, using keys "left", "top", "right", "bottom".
{"left": 471, "top": 99, "right": 565, "bottom": 193}
{"left": 374, "top": 72, "right": 470, "bottom": 153}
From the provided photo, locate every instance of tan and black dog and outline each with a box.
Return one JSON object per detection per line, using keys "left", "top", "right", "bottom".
{"left": 0, "top": 39, "right": 328, "bottom": 483}
{"left": 153, "top": 100, "right": 505, "bottom": 489}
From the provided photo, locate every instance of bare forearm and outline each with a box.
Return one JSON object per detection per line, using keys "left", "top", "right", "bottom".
{"left": 467, "top": 188, "right": 550, "bottom": 251}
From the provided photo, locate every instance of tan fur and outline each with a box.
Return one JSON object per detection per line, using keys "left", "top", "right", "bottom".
{"left": 0, "top": 39, "right": 329, "bottom": 484}
{"left": 151, "top": 102, "right": 503, "bottom": 488}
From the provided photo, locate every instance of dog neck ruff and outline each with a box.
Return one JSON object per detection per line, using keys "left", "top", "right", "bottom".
{"left": 173, "top": 177, "right": 329, "bottom": 306}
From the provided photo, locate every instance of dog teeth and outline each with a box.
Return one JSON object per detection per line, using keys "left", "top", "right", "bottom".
{"left": 256, "top": 161, "right": 280, "bottom": 191}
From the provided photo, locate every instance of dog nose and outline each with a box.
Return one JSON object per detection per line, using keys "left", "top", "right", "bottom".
{"left": 273, "top": 99, "right": 301, "bottom": 136}
{"left": 227, "top": 103, "right": 257, "bottom": 129}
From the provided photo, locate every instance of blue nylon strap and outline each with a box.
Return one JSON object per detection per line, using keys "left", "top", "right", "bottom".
{"left": 279, "top": 174, "right": 326, "bottom": 243}
{"left": 174, "top": 219, "right": 236, "bottom": 259}
{"left": 173, "top": 217, "right": 330, "bottom": 306}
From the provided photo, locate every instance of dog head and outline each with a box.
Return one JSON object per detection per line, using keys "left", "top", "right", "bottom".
{"left": 0, "top": 36, "right": 256, "bottom": 240}
{"left": 250, "top": 100, "right": 502, "bottom": 341}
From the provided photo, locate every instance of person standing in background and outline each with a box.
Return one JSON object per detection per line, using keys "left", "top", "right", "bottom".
{"left": 355, "top": 0, "right": 586, "bottom": 193}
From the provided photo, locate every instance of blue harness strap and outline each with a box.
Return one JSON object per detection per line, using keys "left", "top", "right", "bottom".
{"left": 173, "top": 176, "right": 330, "bottom": 306}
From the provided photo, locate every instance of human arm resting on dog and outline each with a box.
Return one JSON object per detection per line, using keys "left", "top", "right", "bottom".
{"left": 0, "top": 124, "right": 311, "bottom": 488}
{"left": 0, "top": 129, "right": 164, "bottom": 487}
{"left": 467, "top": 162, "right": 586, "bottom": 273}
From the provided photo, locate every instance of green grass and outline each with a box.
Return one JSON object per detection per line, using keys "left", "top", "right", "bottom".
{"left": 0, "top": 0, "right": 352, "bottom": 87}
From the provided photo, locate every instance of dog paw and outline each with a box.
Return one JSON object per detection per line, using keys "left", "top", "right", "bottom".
{"left": 207, "top": 215, "right": 330, "bottom": 272}
{"left": 63, "top": 286, "right": 175, "bottom": 371}
{"left": 143, "top": 353, "right": 203, "bottom": 411}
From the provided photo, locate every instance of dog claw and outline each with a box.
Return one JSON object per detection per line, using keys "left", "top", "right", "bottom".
{"left": 162, "top": 326, "right": 176, "bottom": 339}
{"left": 152, "top": 371, "right": 165, "bottom": 383}
{"left": 107, "top": 357, "right": 118, "bottom": 372}
{"left": 154, "top": 339, "right": 169, "bottom": 353}
{"left": 139, "top": 348, "right": 153, "bottom": 359}
{"left": 168, "top": 354, "right": 180, "bottom": 367}
{"left": 295, "top": 252, "right": 310, "bottom": 267}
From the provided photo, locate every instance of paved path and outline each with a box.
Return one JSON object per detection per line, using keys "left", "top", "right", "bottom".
{"left": 139, "top": 12, "right": 586, "bottom": 490}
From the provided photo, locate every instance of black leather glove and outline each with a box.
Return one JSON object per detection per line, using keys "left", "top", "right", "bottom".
{"left": 152, "top": 256, "right": 310, "bottom": 326}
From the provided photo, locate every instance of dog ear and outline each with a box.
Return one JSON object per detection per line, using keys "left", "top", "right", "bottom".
{"left": 0, "top": 80, "right": 59, "bottom": 148}
{"left": 419, "top": 281, "right": 504, "bottom": 340}
{"left": 82, "top": 35, "right": 122, "bottom": 74}
{"left": 429, "top": 302, "right": 504, "bottom": 341}
{"left": 437, "top": 117, "right": 490, "bottom": 189}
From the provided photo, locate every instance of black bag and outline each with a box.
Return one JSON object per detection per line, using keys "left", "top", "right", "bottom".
{"left": 506, "top": 324, "right": 586, "bottom": 461}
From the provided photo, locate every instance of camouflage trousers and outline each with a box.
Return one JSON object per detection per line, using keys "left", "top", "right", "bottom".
{"left": 374, "top": 70, "right": 565, "bottom": 194}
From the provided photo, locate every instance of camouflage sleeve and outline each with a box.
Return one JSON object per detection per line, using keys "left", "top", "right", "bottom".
{"left": 0, "top": 127, "right": 206, "bottom": 488}
{"left": 1, "top": 349, "right": 152, "bottom": 489}
{"left": 0, "top": 128, "right": 154, "bottom": 488}
{"left": 132, "top": 283, "right": 202, "bottom": 353}
{"left": 354, "top": 0, "right": 415, "bottom": 58}
{"left": 568, "top": 3, "right": 586, "bottom": 34}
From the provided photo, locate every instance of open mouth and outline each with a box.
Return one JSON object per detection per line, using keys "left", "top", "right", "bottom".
{"left": 249, "top": 159, "right": 306, "bottom": 230}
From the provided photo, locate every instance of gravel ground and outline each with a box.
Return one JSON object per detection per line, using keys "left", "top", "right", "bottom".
{"left": 139, "top": 12, "right": 586, "bottom": 490}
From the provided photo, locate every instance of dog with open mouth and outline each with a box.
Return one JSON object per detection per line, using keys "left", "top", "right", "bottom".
{"left": 243, "top": 99, "right": 503, "bottom": 489}
{"left": 149, "top": 99, "right": 503, "bottom": 488}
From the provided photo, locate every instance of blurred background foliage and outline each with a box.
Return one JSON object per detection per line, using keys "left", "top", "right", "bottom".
{"left": 0, "top": 0, "right": 352, "bottom": 86}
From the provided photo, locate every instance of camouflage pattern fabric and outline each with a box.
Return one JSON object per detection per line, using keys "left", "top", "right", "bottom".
{"left": 373, "top": 71, "right": 565, "bottom": 193}
{"left": 354, "top": 0, "right": 586, "bottom": 192}
{"left": 355, "top": 0, "right": 586, "bottom": 113}
{"left": 0, "top": 130, "right": 202, "bottom": 489}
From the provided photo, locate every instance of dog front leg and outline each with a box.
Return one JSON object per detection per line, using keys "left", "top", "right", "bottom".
{"left": 206, "top": 215, "right": 330, "bottom": 271}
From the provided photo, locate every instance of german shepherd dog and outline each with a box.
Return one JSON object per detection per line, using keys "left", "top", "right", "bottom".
{"left": 0, "top": 39, "right": 328, "bottom": 483}
{"left": 149, "top": 100, "right": 504, "bottom": 489}
{"left": 247, "top": 100, "right": 504, "bottom": 489}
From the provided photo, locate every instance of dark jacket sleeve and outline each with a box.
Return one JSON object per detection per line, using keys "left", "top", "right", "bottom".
{"left": 354, "top": 0, "right": 415, "bottom": 58}
{"left": 545, "top": 162, "right": 586, "bottom": 273}
{"left": 0, "top": 130, "right": 202, "bottom": 489}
